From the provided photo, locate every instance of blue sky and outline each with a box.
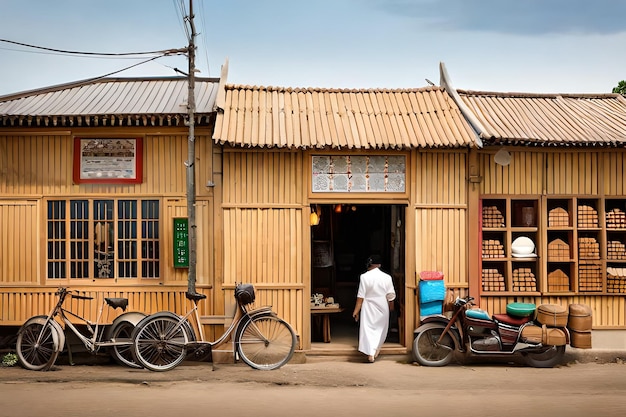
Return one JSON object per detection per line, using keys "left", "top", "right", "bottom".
{"left": 0, "top": 0, "right": 625, "bottom": 96}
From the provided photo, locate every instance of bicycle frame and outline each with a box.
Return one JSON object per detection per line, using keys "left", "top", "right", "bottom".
{"left": 42, "top": 288, "right": 133, "bottom": 353}
{"left": 182, "top": 295, "right": 274, "bottom": 350}
{"left": 131, "top": 285, "right": 296, "bottom": 371}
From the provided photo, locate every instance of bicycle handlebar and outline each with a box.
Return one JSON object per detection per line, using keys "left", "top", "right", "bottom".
{"left": 54, "top": 287, "right": 93, "bottom": 300}
{"left": 71, "top": 293, "right": 94, "bottom": 300}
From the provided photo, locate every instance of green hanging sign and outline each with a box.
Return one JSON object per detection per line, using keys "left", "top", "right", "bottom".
{"left": 173, "top": 217, "right": 189, "bottom": 268}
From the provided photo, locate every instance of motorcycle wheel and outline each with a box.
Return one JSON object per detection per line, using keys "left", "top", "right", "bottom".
{"left": 412, "top": 323, "right": 456, "bottom": 367}
{"left": 524, "top": 345, "right": 566, "bottom": 368}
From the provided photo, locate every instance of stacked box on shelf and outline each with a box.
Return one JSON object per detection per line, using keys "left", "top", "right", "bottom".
{"left": 578, "top": 263, "right": 603, "bottom": 292}
{"left": 547, "top": 269, "right": 570, "bottom": 292}
{"left": 577, "top": 205, "right": 598, "bottom": 228}
{"left": 482, "top": 239, "right": 505, "bottom": 258}
{"left": 548, "top": 238, "right": 570, "bottom": 261}
{"left": 607, "top": 267, "right": 626, "bottom": 294}
{"left": 578, "top": 237, "right": 600, "bottom": 259}
{"left": 482, "top": 206, "right": 504, "bottom": 228}
{"left": 482, "top": 268, "right": 505, "bottom": 291}
{"left": 606, "top": 208, "right": 626, "bottom": 229}
{"left": 549, "top": 207, "right": 570, "bottom": 227}
{"left": 512, "top": 268, "right": 536, "bottom": 292}
{"left": 607, "top": 241, "right": 626, "bottom": 260}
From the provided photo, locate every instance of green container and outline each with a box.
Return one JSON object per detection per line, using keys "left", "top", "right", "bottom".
{"left": 506, "top": 302, "right": 536, "bottom": 318}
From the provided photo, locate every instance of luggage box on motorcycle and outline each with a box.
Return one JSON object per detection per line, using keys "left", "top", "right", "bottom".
{"left": 570, "top": 330, "right": 592, "bottom": 349}
{"left": 542, "top": 325, "right": 567, "bottom": 346}
{"left": 506, "top": 302, "right": 536, "bottom": 318}
{"left": 537, "top": 304, "right": 568, "bottom": 327}
{"left": 521, "top": 324, "right": 543, "bottom": 343}
{"left": 567, "top": 304, "right": 592, "bottom": 332}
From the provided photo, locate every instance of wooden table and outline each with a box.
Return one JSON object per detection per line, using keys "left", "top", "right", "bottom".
{"left": 311, "top": 306, "right": 344, "bottom": 343}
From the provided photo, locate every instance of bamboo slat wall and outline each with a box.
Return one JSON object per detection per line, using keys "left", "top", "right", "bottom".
{"left": 414, "top": 151, "right": 468, "bottom": 205}
{"left": 603, "top": 151, "right": 626, "bottom": 195}
{"left": 0, "top": 128, "right": 217, "bottom": 328}
{"left": 412, "top": 150, "right": 468, "bottom": 284}
{"left": 414, "top": 208, "right": 468, "bottom": 285}
{"left": 221, "top": 149, "right": 306, "bottom": 347}
{"left": 409, "top": 150, "right": 469, "bottom": 343}
{"left": 0, "top": 201, "right": 38, "bottom": 284}
{"left": 0, "top": 286, "right": 211, "bottom": 326}
{"left": 545, "top": 151, "right": 599, "bottom": 195}
{"left": 0, "top": 130, "right": 213, "bottom": 196}
{"left": 480, "top": 151, "right": 545, "bottom": 195}
{"left": 480, "top": 150, "right": 603, "bottom": 196}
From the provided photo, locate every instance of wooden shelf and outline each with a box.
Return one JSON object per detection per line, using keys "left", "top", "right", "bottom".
{"left": 482, "top": 196, "right": 626, "bottom": 296}
{"left": 481, "top": 197, "right": 539, "bottom": 294}
{"left": 481, "top": 291, "right": 541, "bottom": 297}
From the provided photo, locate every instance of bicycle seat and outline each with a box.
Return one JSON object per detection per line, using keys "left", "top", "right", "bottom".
{"left": 105, "top": 297, "right": 128, "bottom": 311}
{"left": 186, "top": 292, "right": 207, "bottom": 301}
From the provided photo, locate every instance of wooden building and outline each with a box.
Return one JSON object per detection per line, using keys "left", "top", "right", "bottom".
{"left": 211, "top": 79, "right": 479, "bottom": 352}
{"left": 0, "top": 70, "right": 481, "bottom": 355}
{"left": 2, "top": 63, "right": 626, "bottom": 357}
{"left": 440, "top": 66, "right": 626, "bottom": 340}
{"left": 0, "top": 76, "right": 228, "bottom": 342}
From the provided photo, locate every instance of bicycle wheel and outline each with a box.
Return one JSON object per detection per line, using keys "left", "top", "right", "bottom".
{"left": 16, "top": 319, "right": 62, "bottom": 371}
{"left": 108, "top": 320, "right": 142, "bottom": 368}
{"left": 131, "top": 312, "right": 191, "bottom": 372}
{"left": 236, "top": 315, "right": 296, "bottom": 370}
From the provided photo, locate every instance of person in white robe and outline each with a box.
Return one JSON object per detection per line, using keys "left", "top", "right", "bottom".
{"left": 352, "top": 255, "right": 396, "bottom": 362}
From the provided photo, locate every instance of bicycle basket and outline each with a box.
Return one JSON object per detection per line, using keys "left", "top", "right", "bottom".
{"left": 235, "top": 284, "right": 256, "bottom": 305}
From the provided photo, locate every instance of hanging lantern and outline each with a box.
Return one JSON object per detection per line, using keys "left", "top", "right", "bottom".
{"left": 310, "top": 205, "right": 320, "bottom": 226}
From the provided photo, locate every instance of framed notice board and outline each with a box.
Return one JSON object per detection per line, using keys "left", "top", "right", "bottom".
{"left": 173, "top": 217, "right": 189, "bottom": 268}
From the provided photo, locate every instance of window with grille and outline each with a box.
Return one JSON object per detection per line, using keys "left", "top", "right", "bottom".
{"left": 311, "top": 155, "right": 406, "bottom": 193}
{"left": 47, "top": 199, "right": 160, "bottom": 280}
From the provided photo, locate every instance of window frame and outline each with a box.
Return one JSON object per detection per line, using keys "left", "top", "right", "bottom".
{"left": 45, "top": 197, "right": 161, "bottom": 284}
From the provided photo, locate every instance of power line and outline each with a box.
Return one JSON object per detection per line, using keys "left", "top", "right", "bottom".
{"left": 65, "top": 55, "right": 170, "bottom": 84}
{"left": 173, "top": 0, "right": 191, "bottom": 42}
{"left": 0, "top": 38, "right": 186, "bottom": 57}
{"left": 91, "top": 55, "right": 167, "bottom": 79}
{"left": 198, "top": 0, "right": 212, "bottom": 77}
{"left": 0, "top": 45, "right": 181, "bottom": 60}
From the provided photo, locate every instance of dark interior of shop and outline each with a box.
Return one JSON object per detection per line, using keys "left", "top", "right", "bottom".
{"left": 310, "top": 204, "right": 404, "bottom": 346}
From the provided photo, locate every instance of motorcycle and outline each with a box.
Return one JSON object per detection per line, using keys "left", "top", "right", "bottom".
{"left": 412, "top": 295, "right": 568, "bottom": 368}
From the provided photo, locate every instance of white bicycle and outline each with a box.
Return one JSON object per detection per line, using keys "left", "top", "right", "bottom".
{"left": 16, "top": 287, "right": 146, "bottom": 371}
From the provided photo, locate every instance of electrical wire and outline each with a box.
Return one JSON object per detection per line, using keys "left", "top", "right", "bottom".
{"left": 74, "top": 55, "right": 168, "bottom": 83}
{"left": 0, "top": 45, "right": 177, "bottom": 60}
{"left": 173, "top": 0, "right": 191, "bottom": 42}
{"left": 0, "top": 4, "right": 194, "bottom": 84}
{"left": 0, "top": 38, "right": 185, "bottom": 57}
{"left": 198, "top": 0, "right": 212, "bottom": 77}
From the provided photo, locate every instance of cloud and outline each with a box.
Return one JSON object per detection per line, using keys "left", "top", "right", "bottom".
{"left": 375, "top": 0, "right": 626, "bottom": 35}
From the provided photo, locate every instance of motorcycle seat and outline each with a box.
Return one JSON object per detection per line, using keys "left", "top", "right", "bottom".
{"left": 492, "top": 314, "right": 531, "bottom": 326}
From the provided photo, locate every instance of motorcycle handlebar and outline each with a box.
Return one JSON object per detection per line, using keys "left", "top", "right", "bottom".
{"left": 455, "top": 295, "right": 475, "bottom": 306}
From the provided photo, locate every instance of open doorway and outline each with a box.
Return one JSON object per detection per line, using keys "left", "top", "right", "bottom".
{"left": 310, "top": 204, "right": 405, "bottom": 351}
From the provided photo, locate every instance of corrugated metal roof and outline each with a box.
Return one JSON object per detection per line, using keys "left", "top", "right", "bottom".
{"left": 0, "top": 76, "right": 220, "bottom": 127}
{"left": 457, "top": 90, "right": 626, "bottom": 146}
{"left": 212, "top": 84, "right": 479, "bottom": 149}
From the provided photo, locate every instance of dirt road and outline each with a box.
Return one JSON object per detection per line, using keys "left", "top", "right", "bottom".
{"left": 2, "top": 356, "right": 626, "bottom": 417}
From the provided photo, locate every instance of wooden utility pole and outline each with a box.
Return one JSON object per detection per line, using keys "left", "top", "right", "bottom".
{"left": 186, "top": 0, "right": 198, "bottom": 294}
